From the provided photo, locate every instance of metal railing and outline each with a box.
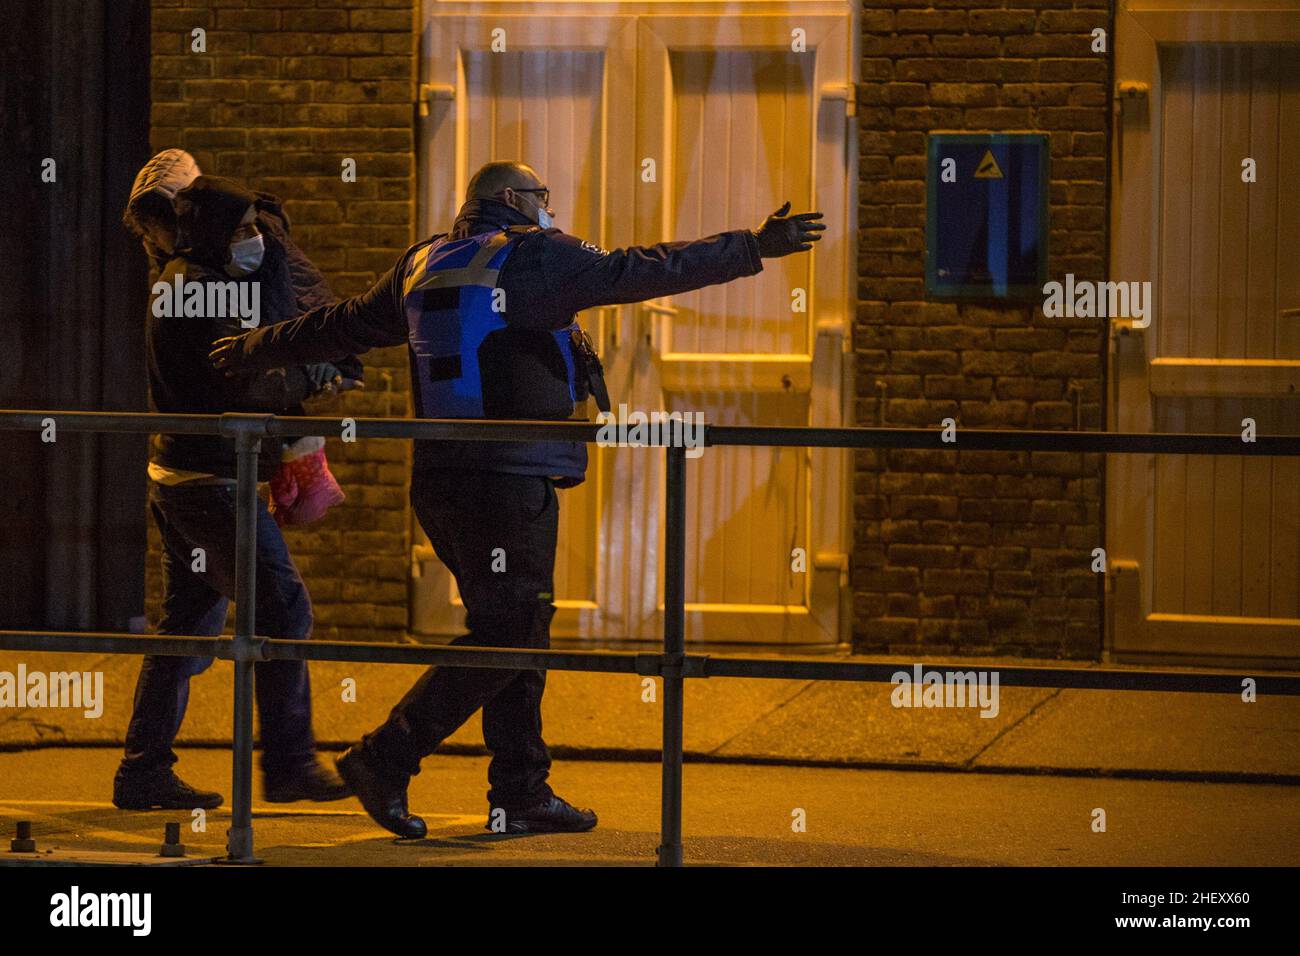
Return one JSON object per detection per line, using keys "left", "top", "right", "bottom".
{"left": 2, "top": 408, "right": 1299, "bottom": 866}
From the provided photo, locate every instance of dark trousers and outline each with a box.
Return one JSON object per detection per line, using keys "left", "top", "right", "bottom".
{"left": 365, "top": 469, "right": 557, "bottom": 811}
{"left": 121, "top": 481, "right": 317, "bottom": 779}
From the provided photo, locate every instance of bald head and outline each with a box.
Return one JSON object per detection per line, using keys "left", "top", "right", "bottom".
{"left": 466, "top": 161, "right": 542, "bottom": 201}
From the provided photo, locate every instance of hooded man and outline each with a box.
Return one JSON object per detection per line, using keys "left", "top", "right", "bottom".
{"left": 123, "top": 148, "right": 202, "bottom": 277}
{"left": 124, "top": 149, "right": 362, "bottom": 339}
{"left": 114, "top": 175, "right": 355, "bottom": 811}
{"left": 211, "top": 160, "right": 825, "bottom": 838}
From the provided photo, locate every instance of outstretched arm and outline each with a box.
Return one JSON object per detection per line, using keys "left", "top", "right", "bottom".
{"left": 211, "top": 260, "right": 408, "bottom": 372}
{"left": 504, "top": 203, "right": 824, "bottom": 330}
{"left": 525, "top": 231, "right": 762, "bottom": 328}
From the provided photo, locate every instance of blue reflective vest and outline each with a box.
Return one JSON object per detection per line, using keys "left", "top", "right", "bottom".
{"left": 401, "top": 227, "right": 589, "bottom": 481}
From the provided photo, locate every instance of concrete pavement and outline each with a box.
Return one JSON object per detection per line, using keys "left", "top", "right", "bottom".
{"left": 1, "top": 748, "right": 1296, "bottom": 866}
{"left": 2, "top": 646, "right": 1299, "bottom": 780}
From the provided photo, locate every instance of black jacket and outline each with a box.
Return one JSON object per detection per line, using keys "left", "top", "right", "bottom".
{"left": 148, "top": 177, "right": 323, "bottom": 480}
{"left": 253, "top": 193, "right": 363, "bottom": 382}
{"left": 222, "top": 198, "right": 764, "bottom": 481}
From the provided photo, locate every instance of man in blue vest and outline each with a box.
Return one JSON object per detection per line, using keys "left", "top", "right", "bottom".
{"left": 211, "top": 160, "right": 824, "bottom": 838}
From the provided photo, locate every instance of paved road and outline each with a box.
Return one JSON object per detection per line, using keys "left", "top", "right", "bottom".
{"left": 0, "top": 748, "right": 1295, "bottom": 866}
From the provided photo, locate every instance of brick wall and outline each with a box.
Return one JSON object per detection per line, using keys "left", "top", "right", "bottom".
{"left": 852, "top": 1, "right": 1112, "bottom": 658}
{"left": 146, "top": 0, "right": 417, "bottom": 642}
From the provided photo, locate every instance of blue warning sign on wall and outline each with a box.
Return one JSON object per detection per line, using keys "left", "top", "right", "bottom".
{"left": 925, "top": 133, "right": 1049, "bottom": 300}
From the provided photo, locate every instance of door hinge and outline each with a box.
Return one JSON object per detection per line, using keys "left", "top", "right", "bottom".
{"left": 813, "top": 551, "right": 848, "bottom": 572}
{"left": 1116, "top": 81, "right": 1149, "bottom": 102}
{"left": 417, "top": 82, "right": 455, "bottom": 117}
{"left": 411, "top": 543, "right": 437, "bottom": 577}
{"left": 819, "top": 82, "right": 856, "bottom": 118}
{"left": 814, "top": 552, "right": 850, "bottom": 590}
{"left": 1109, "top": 317, "right": 1149, "bottom": 340}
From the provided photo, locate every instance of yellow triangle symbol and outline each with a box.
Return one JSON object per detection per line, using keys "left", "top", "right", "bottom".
{"left": 974, "top": 149, "right": 1003, "bottom": 179}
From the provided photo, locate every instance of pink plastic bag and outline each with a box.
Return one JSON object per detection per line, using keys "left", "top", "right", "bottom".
{"left": 269, "top": 444, "right": 344, "bottom": 526}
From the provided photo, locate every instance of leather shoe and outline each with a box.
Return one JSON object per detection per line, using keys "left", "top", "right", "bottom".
{"left": 487, "top": 794, "right": 597, "bottom": 834}
{"left": 335, "top": 746, "right": 426, "bottom": 839}
{"left": 113, "top": 767, "right": 223, "bottom": 811}
{"left": 264, "top": 758, "right": 352, "bottom": 803}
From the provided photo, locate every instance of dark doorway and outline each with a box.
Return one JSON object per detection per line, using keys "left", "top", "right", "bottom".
{"left": 0, "top": 0, "right": 152, "bottom": 631}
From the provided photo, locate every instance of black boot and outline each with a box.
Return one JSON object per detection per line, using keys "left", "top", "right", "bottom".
{"left": 487, "top": 794, "right": 597, "bottom": 834}
{"left": 335, "top": 745, "right": 427, "bottom": 839}
{"left": 263, "top": 758, "right": 352, "bottom": 803}
{"left": 113, "top": 767, "right": 223, "bottom": 811}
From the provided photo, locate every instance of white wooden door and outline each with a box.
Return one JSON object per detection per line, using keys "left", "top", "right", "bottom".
{"left": 1109, "top": 0, "right": 1300, "bottom": 664}
{"left": 413, "top": 2, "right": 854, "bottom": 645}
{"left": 632, "top": 13, "right": 853, "bottom": 643}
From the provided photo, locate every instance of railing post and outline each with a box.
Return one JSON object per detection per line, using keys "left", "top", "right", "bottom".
{"left": 224, "top": 419, "right": 265, "bottom": 864}
{"left": 657, "top": 443, "right": 687, "bottom": 867}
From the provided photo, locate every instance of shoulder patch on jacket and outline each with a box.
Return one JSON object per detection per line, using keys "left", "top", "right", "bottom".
{"left": 578, "top": 239, "right": 608, "bottom": 256}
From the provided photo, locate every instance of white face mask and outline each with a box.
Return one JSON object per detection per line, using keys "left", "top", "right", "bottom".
{"left": 225, "top": 233, "right": 264, "bottom": 276}
{"left": 537, "top": 207, "right": 553, "bottom": 229}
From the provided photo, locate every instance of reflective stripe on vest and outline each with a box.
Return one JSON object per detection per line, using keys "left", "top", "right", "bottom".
{"left": 402, "top": 228, "right": 581, "bottom": 420}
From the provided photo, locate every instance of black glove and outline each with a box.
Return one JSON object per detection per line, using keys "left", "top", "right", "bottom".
{"left": 304, "top": 362, "right": 364, "bottom": 397}
{"left": 752, "top": 201, "right": 826, "bottom": 258}
{"left": 304, "top": 363, "right": 340, "bottom": 393}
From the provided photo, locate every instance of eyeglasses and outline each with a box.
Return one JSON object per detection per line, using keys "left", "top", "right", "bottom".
{"left": 513, "top": 187, "right": 550, "bottom": 206}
